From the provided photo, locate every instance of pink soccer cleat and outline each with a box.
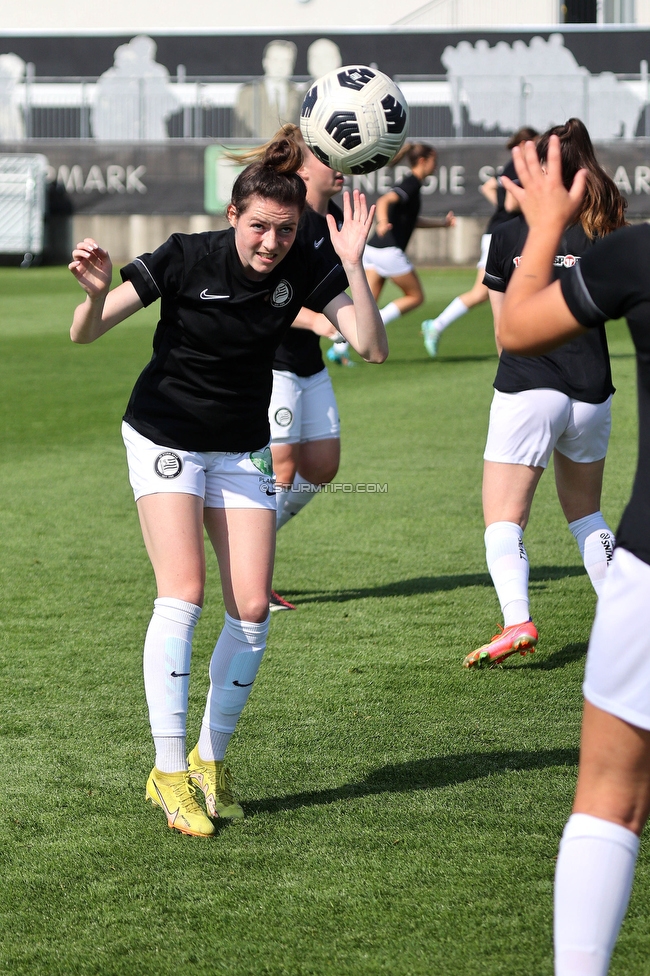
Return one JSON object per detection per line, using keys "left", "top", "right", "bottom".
{"left": 463, "top": 620, "right": 538, "bottom": 668}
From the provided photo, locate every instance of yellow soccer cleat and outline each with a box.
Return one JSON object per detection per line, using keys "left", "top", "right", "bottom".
{"left": 463, "top": 620, "right": 539, "bottom": 669}
{"left": 187, "top": 746, "right": 244, "bottom": 820}
{"left": 145, "top": 767, "right": 215, "bottom": 838}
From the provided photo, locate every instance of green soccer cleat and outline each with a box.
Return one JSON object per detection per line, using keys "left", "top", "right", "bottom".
{"left": 187, "top": 746, "right": 244, "bottom": 820}
{"left": 421, "top": 319, "right": 440, "bottom": 357}
{"left": 145, "top": 767, "right": 215, "bottom": 837}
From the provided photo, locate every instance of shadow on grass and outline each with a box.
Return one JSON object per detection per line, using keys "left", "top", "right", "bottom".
{"left": 245, "top": 747, "right": 578, "bottom": 817}
{"left": 523, "top": 641, "right": 588, "bottom": 672}
{"left": 285, "top": 565, "right": 584, "bottom": 606}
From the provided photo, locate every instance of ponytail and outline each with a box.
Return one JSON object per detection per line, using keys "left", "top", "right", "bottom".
{"left": 230, "top": 131, "right": 306, "bottom": 214}
{"left": 536, "top": 118, "right": 627, "bottom": 238}
{"left": 390, "top": 141, "right": 436, "bottom": 169}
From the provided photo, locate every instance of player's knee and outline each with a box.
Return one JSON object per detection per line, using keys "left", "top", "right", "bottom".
{"left": 236, "top": 597, "right": 271, "bottom": 623}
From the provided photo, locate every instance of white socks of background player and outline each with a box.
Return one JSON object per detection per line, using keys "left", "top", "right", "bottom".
{"left": 380, "top": 301, "right": 401, "bottom": 325}
{"left": 569, "top": 512, "right": 615, "bottom": 597}
{"left": 484, "top": 521, "right": 530, "bottom": 626}
{"left": 332, "top": 340, "right": 349, "bottom": 357}
{"left": 555, "top": 813, "right": 639, "bottom": 976}
{"left": 143, "top": 597, "right": 202, "bottom": 773}
{"left": 276, "top": 472, "right": 321, "bottom": 530}
{"left": 430, "top": 296, "right": 469, "bottom": 335}
{"left": 197, "top": 612, "right": 269, "bottom": 762}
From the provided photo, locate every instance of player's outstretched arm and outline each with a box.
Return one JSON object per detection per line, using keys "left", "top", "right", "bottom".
{"left": 69, "top": 239, "right": 143, "bottom": 343}
{"left": 291, "top": 307, "right": 340, "bottom": 339}
{"left": 416, "top": 211, "right": 455, "bottom": 229}
{"left": 325, "top": 190, "right": 388, "bottom": 363}
{"left": 499, "top": 136, "right": 586, "bottom": 355}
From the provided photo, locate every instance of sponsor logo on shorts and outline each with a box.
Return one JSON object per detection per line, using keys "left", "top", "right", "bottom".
{"left": 249, "top": 447, "right": 274, "bottom": 476}
{"left": 258, "top": 477, "right": 276, "bottom": 496}
{"left": 154, "top": 451, "right": 183, "bottom": 479}
{"left": 271, "top": 280, "right": 293, "bottom": 307}
{"left": 274, "top": 407, "right": 293, "bottom": 427}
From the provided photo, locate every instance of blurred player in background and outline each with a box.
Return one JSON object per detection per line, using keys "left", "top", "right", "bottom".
{"left": 328, "top": 142, "right": 455, "bottom": 366}
{"left": 463, "top": 119, "right": 624, "bottom": 669}
{"left": 421, "top": 127, "right": 538, "bottom": 358}
{"left": 234, "top": 124, "right": 349, "bottom": 611}
{"left": 499, "top": 131, "right": 650, "bottom": 976}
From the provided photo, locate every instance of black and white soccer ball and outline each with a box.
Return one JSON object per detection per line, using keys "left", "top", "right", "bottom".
{"left": 300, "top": 65, "right": 409, "bottom": 175}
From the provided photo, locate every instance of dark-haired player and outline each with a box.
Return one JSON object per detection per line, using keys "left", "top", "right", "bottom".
{"left": 68, "top": 138, "right": 387, "bottom": 837}
{"left": 499, "top": 133, "right": 650, "bottom": 976}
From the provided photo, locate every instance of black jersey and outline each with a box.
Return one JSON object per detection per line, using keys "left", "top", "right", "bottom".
{"left": 120, "top": 227, "right": 347, "bottom": 453}
{"left": 485, "top": 215, "right": 614, "bottom": 404}
{"left": 486, "top": 159, "right": 518, "bottom": 234}
{"left": 561, "top": 222, "right": 650, "bottom": 566}
{"left": 367, "top": 173, "right": 422, "bottom": 252}
{"left": 272, "top": 201, "right": 346, "bottom": 378}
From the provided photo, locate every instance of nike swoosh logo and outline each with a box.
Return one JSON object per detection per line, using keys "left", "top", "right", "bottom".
{"left": 154, "top": 782, "right": 180, "bottom": 825}
{"left": 200, "top": 290, "right": 230, "bottom": 300}
{"left": 171, "top": 671, "right": 190, "bottom": 677}
{"left": 314, "top": 237, "right": 325, "bottom": 248}
{"left": 233, "top": 680, "right": 254, "bottom": 687}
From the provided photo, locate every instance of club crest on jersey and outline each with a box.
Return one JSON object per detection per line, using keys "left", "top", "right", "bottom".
{"left": 250, "top": 447, "right": 274, "bottom": 476}
{"left": 154, "top": 452, "right": 183, "bottom": 479}
{"left": 274, "top": 407, "right": 293, "bottom": 427}
{"left": 271, "top": 280, "right": 293, "bottom": 307}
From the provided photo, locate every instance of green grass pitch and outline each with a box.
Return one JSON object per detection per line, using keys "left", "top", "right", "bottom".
{"left": 0, "top": 266, "right": 646, "bottom": 975}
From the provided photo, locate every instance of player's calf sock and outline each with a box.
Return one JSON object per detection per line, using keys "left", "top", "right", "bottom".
{"left": 276, "top": 473, "right": 321, "bottom": 531}
{"left": 197, "top": 612, "right": 269, "bottom": 761}
{"left": 555, "top": 813, "right": 639, "bottom": 976}
{"left": 432, "top": 296, "right": 469, "bottom": 334}
{"left": 143, "top": 597, "right": 202, "bottom": 773}
{"left": 380, "top": 301, "right": 401, "bottom": 325}
{"left": 568, "top": 512, "right": 615, "bottom": 597}
{"left": 484, "top": 521, "right": 530, "bottom": 626}
{"left": 332, "top": 340, "right": 349, "bottom": 356}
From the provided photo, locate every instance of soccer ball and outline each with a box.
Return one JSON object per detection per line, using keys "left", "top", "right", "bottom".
{"left": 300, "top": 65, "right": 409, "bottom": 175}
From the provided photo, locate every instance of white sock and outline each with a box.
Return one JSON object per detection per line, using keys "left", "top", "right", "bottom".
{"left": 332, "top": 340, "right": 349, "bottom": 355}
{"left": 432, "top": 296, "right": 469, "bottom": 334}
{"left": 276, "top": 472, "right": 321, "bottom": 531}
{"left": 197, "top": 612, "right": 269, "bottom": 761}
{"left": 568, "top": 512, "right": 615, "bottom": 597}
{"left": 484, "top": 521, "right": 530, "bottom": 626}
{"left": 143, "top": 597, "right": 202, "bottom": 773}
{"left": 380, "top": 301, "right": 401, "bottom": 325}
{"left": 555, "top": 813, "right": 639, "bottom": 976}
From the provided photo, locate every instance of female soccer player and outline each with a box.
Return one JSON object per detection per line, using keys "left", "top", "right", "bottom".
{"left": 328, "top": 142, "right": 454, "bottom": 365}
{"left": 421, "top": 127, "right": 538, "bottom": 358}
{"left": 68, "top": 138, "right": 387, "bottom": 837}
{"left": 499, "top": 132, "right": 650, "bottom": 976}
{"left": 233, "top": 125, "right": 348, "bottom": 611}
{"left": 463, "top": 120, "right": 624, "bottom": 669}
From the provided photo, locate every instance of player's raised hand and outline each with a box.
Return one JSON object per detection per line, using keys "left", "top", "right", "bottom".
{"left": 69, "top": 239, "right": 112, "bottom": 299}
{"left": 501, "top": 135, "right": 587, "bottom": 232}
{"left": 327, "top": 189, "right": 376, "bottom": 267}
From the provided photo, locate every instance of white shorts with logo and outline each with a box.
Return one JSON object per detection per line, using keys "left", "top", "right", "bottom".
{"left": 269, "top": 367, "right": 340, "bottom": 445}
{"left": 477, "top": 233, "right": 492, "bottom": 269}
{"left": 121, "top": 422, "right": 276, "bottom": 510}
{"left": 483, "top": 389, "right": 612, "bottom": 468}
{"left": 363, "top": 244, "right": 414, "bottom": 278}
{"left": 584, "top": 547, "right": 650, "bottom": 730}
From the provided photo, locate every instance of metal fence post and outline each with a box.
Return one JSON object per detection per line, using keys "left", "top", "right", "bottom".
{"left": 25, "top": 62, "right": 35, "bottom": 139}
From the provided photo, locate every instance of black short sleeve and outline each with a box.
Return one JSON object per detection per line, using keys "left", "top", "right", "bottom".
{"left": 483, "top": 228, "right": 506, "bottom": 291}
{"left": 561, "top": 224, "right": 650, "bottom": 329}
{"left": 120, "top": 234, "right": 187, "bottom": 307}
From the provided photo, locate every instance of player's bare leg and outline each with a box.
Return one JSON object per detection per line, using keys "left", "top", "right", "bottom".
{"left": 555, "top": 451, "right": 615, "bottom": 595}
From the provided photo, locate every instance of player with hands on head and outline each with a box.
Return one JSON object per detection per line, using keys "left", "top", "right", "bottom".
{"left": 463, "top": 119, "right": 623, "bottom": 671}
{"left": 328, "top": 142, "right": 454, "bottom": 366}
{"left": 500, "top": 133, "right": 650, "bottom": 976}
{"left": 69, "top": 137, "right": 387, "bottom": 838}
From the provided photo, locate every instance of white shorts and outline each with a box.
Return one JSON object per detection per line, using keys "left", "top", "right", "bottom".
{"left": 483, "top": 389, "right": 612, "bottom": 468}
{"left": 477, "top": 233, "right": 492, "bottom": 269}
{"left": 121, "top": 422, "right": 276, "bottom": 510}
{"left": 363, "top": 244, "right": 413, "bottom": 278}
{"left": 584, "top": 547, "right": 650, "bottom": 731}
{"left": 269, "top": 367, "right": 340, "bottom": 445}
